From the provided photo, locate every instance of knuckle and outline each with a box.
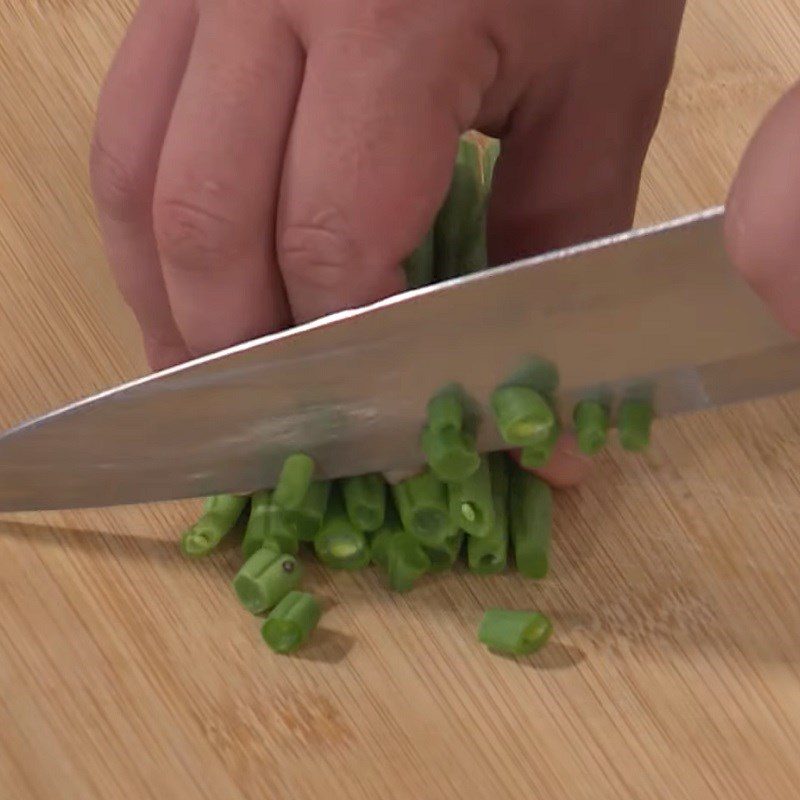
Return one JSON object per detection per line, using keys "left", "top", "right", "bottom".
{"left": 278, "top": 215, "right": 359, "bottom": 291}
{"left": 89, "top": 133, "right": 150, "bottom": 221}
{"left": 153, "top": 194, "right": 241, "bottom": 269}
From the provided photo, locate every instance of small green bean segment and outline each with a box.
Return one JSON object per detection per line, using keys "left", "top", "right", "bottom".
{"left": 421, "top": 426, "right": 480, "bottom": 483}
{"left": 427, "top": 392, "right": 464, "bottom": 433}
{"left": 387, "top": 531, "right": 432, "bottom": 592}
{"left": 448, "top": 455, "right": 495, "bottom": 537}
{"left": 181, "top": 493, "right": 247, "bottom": 558}
{"left": 392, "top": 469, "right": 457, "bottom": 545}
{"left": 468, "top": 453, "right": 509, "bottom": 574}
{"left": 573, "top": 399, "right": 609, "bottom": 455}
{"left": 233, "top": 547, "right": 302, "bottom": 615}
{"left": 261, "top": 591, "right": 321, "bottom": 654}
{"left": 241, "top": 490, "right": 272, "bottom": 559}
{"left": 342, "top": 474, "right": 386, "bottom": 532}
{"left": 491, "top": 385, "right": 555, "bottom": 446}
{"left": 510, "top": 469, "right": 552, "bottom": 579}
{"left": 618, "top": 398, "right": 654, "bottom": 451}
{"left": 478, "top": 609, "right": 553, "bottom": 655}
{"left": 519, "top": 421, "right": 560, "bottom": 469}
{"left": 423, "top": 531, "right": 464, "bottom": 573}
{"left": 273, "top": 453, "right": 315, "bottom": 510}
{"left": 314, "top": 491, "right": 371, "bottom": 570}
{"left": 403, "top": 227, "right": 434, "bottom": 289}
{"left": 271, "top": 481, "right": 331, "bottom": 545}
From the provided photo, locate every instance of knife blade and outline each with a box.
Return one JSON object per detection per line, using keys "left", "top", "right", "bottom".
{"left": 0, "top": 204, "right": 798, "bottom": 512}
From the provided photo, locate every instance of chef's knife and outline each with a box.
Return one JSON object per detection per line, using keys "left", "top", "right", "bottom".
{"left": 1, "top": 205, "right": 798, "bottom": 512}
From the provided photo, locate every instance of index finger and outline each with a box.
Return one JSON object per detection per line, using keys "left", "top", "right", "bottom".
{"left": 276, "top": 13, "right": 497, "bottom": 322}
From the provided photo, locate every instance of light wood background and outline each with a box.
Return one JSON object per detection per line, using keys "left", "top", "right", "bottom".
{"left": 2, "top": 2, "right": 800, "bottom": 799}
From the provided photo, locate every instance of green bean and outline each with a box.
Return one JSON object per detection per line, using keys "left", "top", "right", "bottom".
{"left": 506, "top": 357, "right": 560, "bottom": 398}
{"left": 519, "top": 421, "right": 561, "bottom": 469}
{"left": 491, "top": 385, "right": 556, "bottom": 446}
{"left": 370, "top": 533, "right": 392, "bottom": 572}
{"left": 370, "top": 502, "right": 402, "bottom": 571}
{"left": 180, "top": 494, "right": 247, "bottom": 558}
{"left": 232, "top": 546, "right": 302, "bottom": 615}
{"left": 369, "top": 501, "right": 430, "bottom": 590}
{"left": 468, "top": 453, "right": 509, "bottom": 574}
{"left": 387, "top": 530, "right": 431, "bottom": 592}
{"left": 241, "top": 490, "right": 272, "bottom": 559}
{"left": 342, "top": 473, "right": 386, "bottom": 532}
{"left": 271, "top": 481, "right": 331, "bottom": 545}
{"left": 403, "top": 227, "right": 434, "bottom": 289}
{"left": 392, "top": 469, "right": 458, "bottom": 545}
{"left": 261, "top": 591, "right": 321, "bottom": 654}
{"left": 423, "top": 531, "right": 464, "bottom": 572}
{"left": 448, "top": 455, "right": 495, "bottom": 538}
{"left": 314, "top": 489, "right": 370, "bottom": 570}
{"left": 264, "top": 507, "right": 301, "bottom": 555}
{"left": 618, "top": 398, "right": 654, "bottom": 451}
{"left": 427, "top": 391, "right": 464, "bottom": 433}
{"left": 421, "top": 389, "right": 480, "bottom": 482}
{"left": 478, "top": 609, "right": 553, "bottom": 655}
{"left": 434, "top": 137, "right": 486, "bottom": 281}
{"left": 573, "top": 400, "right": 609, "bottom": 455}
{"left": 273, "top": 453, "right": 314, "bottom": 510}
{"left": 509, "top": 468, "right": 552, "bottom": 579}
{"left": 481, "top": 137, "right": 501, "bottom": 189}
{"left": 421, "top": 426, "right": 480, "bottom": 483}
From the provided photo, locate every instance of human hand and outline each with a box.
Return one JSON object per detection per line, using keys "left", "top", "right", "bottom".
{"left": 725, "top": 81, "right": 800, "bottom": 337}
{"left": 90, "top": 0, "right": 687, "bottom": 486}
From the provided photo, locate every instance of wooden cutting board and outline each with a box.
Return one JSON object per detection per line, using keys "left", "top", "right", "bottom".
{"left": 2, "top": 2, "right": 800, "bottom": 798}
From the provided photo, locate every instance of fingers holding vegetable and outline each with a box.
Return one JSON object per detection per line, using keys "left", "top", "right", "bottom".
{"left": 725, "top": 80, "right": 800, "bottom": 337}
{"left": 275, "top": 3, "right": 494, "bottom": 323}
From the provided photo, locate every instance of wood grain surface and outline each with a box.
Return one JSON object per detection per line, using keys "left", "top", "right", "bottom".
{"left": 2, "top": 2, "right": 800, "bottom": 799}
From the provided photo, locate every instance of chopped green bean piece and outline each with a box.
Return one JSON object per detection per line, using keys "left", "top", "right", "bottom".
{"left": 273, "top": 453, "right": 315, "bottom": 510}
{"left": 241, "top": 490, "right": 272, "bottom": 559}
{"left": 370, "top": 531, "right": 392, "bottom": 571}
{"left": 618, "top": 398, "right": 653, "bottom": 451}
{"left": 261, "top": 591, "right": 321, "bottom": 654}
{"left": 509, "top": 468, "right": 552, "bottom": 579}
{"left": 423, "top": 531, "right": 464, "bottom": 572}
{"left": 573, "top": 400, "right": 609, "bottom": 455}
{"left": 342, "top": 474, "right": 386, "bottom": 532}
{"left": 519, "top": 421, "right": 561, "bottom": 469}
{"left": 392, "top": 469, "right": 458, "bottom": 545}
{"left": 468, "top": 453, "right": 509, "bottom": 574}
{"left": 370, "top": 503, "right": 401, "bottom": 571}
{"left": 232, "top": 547, "right": 302, "bottom": 615}
{"left": 421, "top": 426, "right": 480, "bottom": 483}
{"left": 403, "top": 227, "right": 434, "bottom": 289}
{"left": 427, "top": 392, "right": 464, "bottom": 433}
{"left": 181, "top": 494, "right": 247, "bottom": 557}
{"left": 481, "top": 137, "right": 501, "bottom": 189}
{"left": 491, "top": 385, "right": 556, "bottom": 446}
{"left": 478, "top": 609, "right": 553, "bottom": 655}
{"left": 448, "top": 455, "right": 495, "bottom": 538}
{"left": 387, "top": 531, "right": 431, "bottom": 592}
{"left": 264, "top": 507, "right": 300, "bottom": 555}
{"left": 421, "top": 389, "right": 480, "bottom": 482}
{"left": 270, "top": 480, "right": 331, "bottom": 544}
{"left": 434, "top": 137, "right": 487, "bottom": 281}
{"left": 314, "top": 489, "right": 370, "bottom": 570}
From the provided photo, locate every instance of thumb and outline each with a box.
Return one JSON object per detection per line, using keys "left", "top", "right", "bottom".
{"left": 725, "top": 80, "right": 800, "bottom": 335}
